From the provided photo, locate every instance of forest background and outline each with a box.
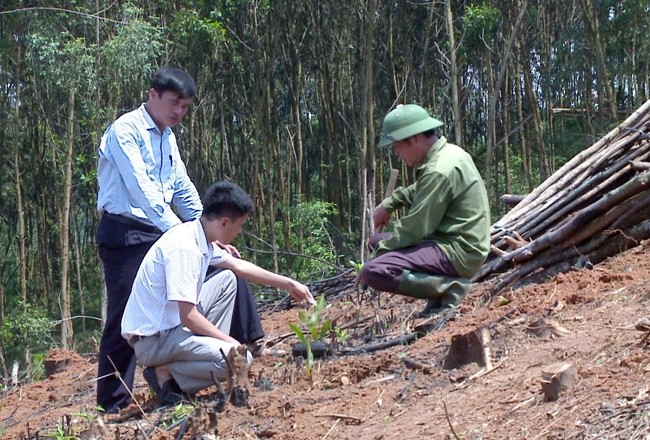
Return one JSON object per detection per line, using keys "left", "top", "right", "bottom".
{"left": 0, "top": 0, "right": 648, "bottom": 383}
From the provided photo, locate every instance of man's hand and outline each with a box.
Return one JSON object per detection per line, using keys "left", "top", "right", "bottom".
{"left": 220, "top": 258, "right": 316, "bottom": 306}
{"left": 287, "top": 280, "right": 316, "bottom": 306}
{"left": 373, "top": 204, "right": 392, "bottom": 231}
{"left": 215, "top": 240, "right": 241, "bottom": 258}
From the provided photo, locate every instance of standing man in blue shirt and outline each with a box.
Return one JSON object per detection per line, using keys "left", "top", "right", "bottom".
{"left": 95, "top": 67, "right": 267, "bottom": 413}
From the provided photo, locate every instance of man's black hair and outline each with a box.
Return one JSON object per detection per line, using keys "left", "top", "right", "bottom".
{"left": 202, "top": 181, "right": 254, "bottom": 220}
{"left": 421, "top": 128, "right": 437, "bottom": 138}
{"left": 151, "top": 67, "right": 196, "bottom": 98}
{"left": 404, "top": 128, "right": 437, "bottom": 144}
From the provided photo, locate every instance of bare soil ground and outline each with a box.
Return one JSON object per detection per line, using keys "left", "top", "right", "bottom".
{"left": 2, "top": 242, "right": 650, "bottom": 439}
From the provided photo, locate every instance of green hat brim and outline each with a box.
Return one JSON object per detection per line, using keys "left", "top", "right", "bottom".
{"left": 378, "top": 117, "right": 443, "bottom": 148}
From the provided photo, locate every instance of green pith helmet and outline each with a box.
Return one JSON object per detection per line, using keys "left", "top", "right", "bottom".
{"left": 378, "top": 104, "right": 443, "bottom": 148}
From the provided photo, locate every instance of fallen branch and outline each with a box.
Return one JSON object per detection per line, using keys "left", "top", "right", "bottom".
{"left": 442, "top": 400, "right": 462, "bottom": 440}
{"left": 360, "top": 374, "right": 395, "bottom": 388}
{"left": 315, "top": 413, "right": 362, "bottom": 424}
{"left": 403, "top": 357, "right": 436, "bottom": 373}
{"left": 466, "top": 357, "right": 507, "bottom": 382}
{"left": 338, "top": 310, "right": 456, "bottom": 356}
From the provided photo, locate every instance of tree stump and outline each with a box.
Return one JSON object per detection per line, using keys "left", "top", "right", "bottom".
{"left": 44, "top": 352, "right": 73, "bottom": 377}
{"left": 443, "top": 327, "right": 492, "bottom": 370}
{"left": 78, "top": 415, "right": 110, "bottom": 439}
{"left": 540, "top": 361, "right": 576, "bottom": 401}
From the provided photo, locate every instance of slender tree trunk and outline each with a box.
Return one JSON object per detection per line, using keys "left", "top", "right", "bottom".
{"left": 445, "top": 0, "right": 462, "bottom": 146}
{"left": 580, "top": 0, "right": 617, "bottom": 120}
{"left": 73, "top": 208, "right": 86, "bottom": 334}
{"left": 13, "top": 37, "right": 27, "bottom": 309}
{"left": 258, "top": 11, "right": 279, "bottom": 273}
{"left": 96, "top": 0, "right": 107, "bottom": 327}
{"left": 524, "top": 66, "right": 549, "bottom": 178}
{"left": 486, "top": 54, "right": 496, "bottom": 202}
{"left": 515, "top": 51, "right": 532, "bottom": 191}
{"left": 486, "top": 0, "right": 528, "bottom": 203}
{"left": 60, "top": 87, "right": 75, "bottom": 348}
{"left": 420, "top": 2, "right": 434, "bottom": 100}
{"left": 503, "top": 71, "right": 512, "bottom": 198}
{"left": 292, "top": 57, "right": 304, "bottom": 198}
{"left": 361, "top": 0, "right": 377, "bottom": 262}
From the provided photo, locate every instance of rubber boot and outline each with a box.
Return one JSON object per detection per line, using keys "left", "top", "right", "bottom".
{"left": 420, "top": 276, "right": 472, "bottom": 317}
{"left": 395, "top": 270, "right": 472, "bottom": 317}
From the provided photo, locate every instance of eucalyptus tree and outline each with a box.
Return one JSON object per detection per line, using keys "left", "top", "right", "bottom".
{"left": 0, "top": 1, "right": 29, "bottom": 320}
{"left": 0, "top": 2, "right": 165, "bottom": 350}
{"left": 606, "top": 0, "right": 650, "bottom": 107}
{"left": 579, "top": 0, "right": 618, "bottom": 120}
{"left": 24, "top": 18, "right": 98, "bottom": 347}
{"left": 0, "top": 0, "right": 648, "bottom": 361}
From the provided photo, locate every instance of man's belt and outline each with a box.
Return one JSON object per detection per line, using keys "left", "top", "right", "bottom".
{"left": 103, "top": 212, "right": 162, "bottom": 235}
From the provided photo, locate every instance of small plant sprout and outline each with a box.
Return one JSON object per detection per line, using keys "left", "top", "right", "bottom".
{"left": 333, "top": 326, "right": 349, "bottom": 343}
{"left": 162, "top": 402, "right": 195, "bottom": 429}
{"left": 350, "top": 260, "right": 363, "bottom": 272}
{"left": 289, "top": 294, "right": 331, "bottom": 380}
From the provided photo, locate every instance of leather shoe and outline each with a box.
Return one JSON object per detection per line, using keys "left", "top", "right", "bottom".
{"left": 143, "top": 367, "right": 162, "bottom": 395}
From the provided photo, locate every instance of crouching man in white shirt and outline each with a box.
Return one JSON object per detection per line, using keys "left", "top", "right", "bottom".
{"left": 121, "top": 180, "right": 315, "bottom": 403}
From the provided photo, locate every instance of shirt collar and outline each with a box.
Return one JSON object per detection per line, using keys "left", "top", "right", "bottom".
{"left": 194, "top": 219, "right": 211, "bottom": 258}
{"left": 418, "top": 136, "right": 447, "bottom": 171}
{"left": 138, "top": 103, "right": 170, "bottom": 136}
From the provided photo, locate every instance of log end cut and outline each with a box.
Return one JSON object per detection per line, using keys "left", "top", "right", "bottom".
{"left": 540, "top": 361, "right": 576, "bottom": 401}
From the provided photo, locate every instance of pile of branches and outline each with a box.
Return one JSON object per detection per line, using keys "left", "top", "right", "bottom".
{"left": 476, "top": 99, "right": 650, "bottom": 296}
{"left": 256, "top": 268, "right": 356, "bottom": 313}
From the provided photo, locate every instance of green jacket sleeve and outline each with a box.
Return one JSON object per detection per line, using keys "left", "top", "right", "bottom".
{"left": 376, "top": 170, "right": 453, "bottom": 253}
{"left": 381, "top": 183, "right": 416, "bottom": 212}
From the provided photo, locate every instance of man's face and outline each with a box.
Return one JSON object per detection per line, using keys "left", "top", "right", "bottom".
{"left": 219, "top": 214, "right": 249, "bottom": 245}
{"left": 392, "top": 136, "right": 421, "bottom": 166}
{"left": 147, "top": 89, "right": 193, "bottom": 130}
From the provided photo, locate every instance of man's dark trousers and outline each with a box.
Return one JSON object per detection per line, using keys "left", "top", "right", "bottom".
{"left": 205, "top": 267, "right": 265, "bottom": 344}
{"left": 96, "top": 215, "right": 162, "bottom": 413}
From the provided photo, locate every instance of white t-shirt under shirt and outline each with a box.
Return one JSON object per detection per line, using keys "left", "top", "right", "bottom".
{"left": 121, "top": 219, "right": 230, "bottom": 339}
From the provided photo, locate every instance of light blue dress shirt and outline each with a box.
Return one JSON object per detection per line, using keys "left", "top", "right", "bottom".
{"left": 97, "top": 103, "right": 202, "bottom": 231}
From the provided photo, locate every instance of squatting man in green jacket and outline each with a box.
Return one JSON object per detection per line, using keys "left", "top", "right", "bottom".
{"left": 121, "top": 181, "right": 315, "bottom": 403}
{"left": 358, "top": 104, "right": 491, "bottom": 316}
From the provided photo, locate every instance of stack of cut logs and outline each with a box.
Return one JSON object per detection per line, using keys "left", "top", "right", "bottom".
{"left": 475, "top": 99, "right": 650, "bottom": 296}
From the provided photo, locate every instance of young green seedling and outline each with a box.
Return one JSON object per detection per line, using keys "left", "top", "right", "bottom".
{"left": 289, "top": 294, "right": 331, "bottom": 381}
